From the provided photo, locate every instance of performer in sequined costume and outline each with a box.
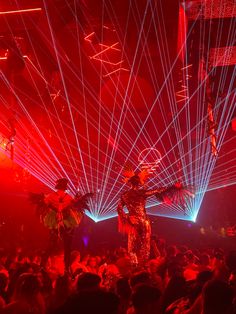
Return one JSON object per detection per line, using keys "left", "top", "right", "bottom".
{"left": 117, "top": 170, "right": 194, "bottom": 266}
{"left": 117, "top": 174, "right": 166, "bottom": 266}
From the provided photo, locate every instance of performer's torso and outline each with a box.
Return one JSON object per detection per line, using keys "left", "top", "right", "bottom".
{"left": 45, "top": 191, "right": 73, "bottom": 211}
{"left": 121, "top": 189, "right": 147, "bottom": 219}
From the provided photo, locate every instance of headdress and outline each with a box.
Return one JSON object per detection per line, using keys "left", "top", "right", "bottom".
{"left": 122, "top": 164, "right": 149, "bottom": 186}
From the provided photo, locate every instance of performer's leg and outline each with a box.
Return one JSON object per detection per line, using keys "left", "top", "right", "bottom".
{"left": 136, "top": 220, "right": 151, "bottom": 266}
{"left": 62, "top": 228, "right": 74, "bottom": 272}
{"left": 128, "top": 232, "right": 138, "bottom": 266}
{"left": 41, "top": 229, "right": 58, "bottom": 268}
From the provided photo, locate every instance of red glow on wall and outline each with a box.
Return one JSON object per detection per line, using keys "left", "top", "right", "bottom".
{"left": 232, "top": 118, "right": 236, "bottom": 131}
{"left": 177, "top": 5, "right": 188, "bottom": 63}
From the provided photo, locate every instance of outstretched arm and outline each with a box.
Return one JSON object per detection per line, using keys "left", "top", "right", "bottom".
{"left": 144, "top": 187, "right": 168, "bottom": 197}
{"left": 146, "top": 183, "right": 195, "bottom": 206}
{"left": 73, "top": 192, "right": 94, "bottom": 213}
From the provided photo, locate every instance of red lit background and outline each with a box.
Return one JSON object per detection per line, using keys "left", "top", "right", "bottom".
{"left": 0, "top": 0, "right": 235, "bottom": 247}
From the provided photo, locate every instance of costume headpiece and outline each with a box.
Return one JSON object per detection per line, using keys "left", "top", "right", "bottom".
{"left": 55, "top": 178, "right": 68, "bottom": 190}
{"left": 122, "top": 164, "right": 149, "bottom": 186}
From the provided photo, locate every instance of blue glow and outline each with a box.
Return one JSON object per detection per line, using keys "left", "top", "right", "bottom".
{"left": 86, "top": 211, "right": 118, "bottom": 222}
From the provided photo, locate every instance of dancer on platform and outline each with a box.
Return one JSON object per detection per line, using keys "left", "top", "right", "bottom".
{"left": 30, "top": 178, "right": 93, "bottom": 273}
{"left": 117, "top": 168, "right": 194, "bottom": 266}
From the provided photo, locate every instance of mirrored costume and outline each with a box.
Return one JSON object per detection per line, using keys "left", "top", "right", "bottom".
{"left": 117, "top": 186, "right": 164, "bottom": 266}
{"left": 117, "top": 171, "right": 194, "bottom": 266}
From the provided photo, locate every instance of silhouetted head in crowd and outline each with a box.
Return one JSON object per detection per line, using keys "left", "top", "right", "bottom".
{"left": 115, "top": 247, "right": 127, "bottom": 259}
{"left": 0, "top": 272, "right": 8, "bottom": 293}
{"left": 178, "top": 245, "right": 188, "bottom": 254}
{"left": 13, "top": 273, "right": 42, "bottom": 302}
{"left": 36, "top": 269, "right": 52, "bottom": 296}
{"left": 196, "top": 270, "right": 213, "bottom": 285}
{"left": 106, "top": 254, "right": 117, "bottom": 264}
{"left": 161, "top": 273, "right": 187, "bottom": 311}
{"left": 213, "top": 248, "right": 224, "bottom": 261}
{"left": 87, "top": 256, "right": 98, "bottom": 268}
{"left": 0, "top": 273, "right": 45, "bottom": 314}
{"left": 116, "top": 253, "right": 131, "bottom": 277}
{"left": 188, "top": 271, "right": 213, "bottom": 304}
{"left": 130, "top": 271, "right": 152, "bottom": 290}
{"left": 226, "top": 250, "right": 236, "bottom": 272}
{"left": 54, "top": 274, "right": 71, "bottom": 297}
{"left": 0, "top": 249, "right": 7, "bottom": 266}
{"left": 147, "top": 259, "right": 159, "bottom": 274}
{"left": 168, "top": 262, "right": 184, "bottom": 278}
{"left": 115, "top": 277, "right": 131, "bottom": 299}
{"left": 175, "top": 252, "right": 187, "bottom": 267}
{"left": 229, "top": 270, "right": 236, "bottom": 296}
{"left": 202, "top": 279, "right": 234, "bottom": 314}
{"left": 200, "top": 253, "right": 211, "bottom": 266}
{"left": 76, "top": 272, "right": 101, "bottom": 292}
{"left": 186, "top": 250, "right": 196, "bottom": 263}
{"left": 132, "top": 284, "right": 161, "bottom": 314}
{"left": 156, "top": 237, "right": 166, "bottom": 253}
{"left": 62, "top": 290, "right": 119, "bottom": 314}
{"left": 166, "top": 245, "right": 177, "bottom": 258}
{"left": 70, "top": 250, "right": 81, "bottom": 264}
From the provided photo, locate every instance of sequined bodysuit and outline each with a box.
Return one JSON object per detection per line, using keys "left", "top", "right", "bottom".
{"left": 117, "top": 188, "right": 163, "bottom": 265}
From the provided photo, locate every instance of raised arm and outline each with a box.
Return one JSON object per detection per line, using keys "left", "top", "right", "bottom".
{"left": 117, "top": 196, "right": 132, "bottom": 234}
{"left": 117, "top": 197, "right": 126, "bottom": 220}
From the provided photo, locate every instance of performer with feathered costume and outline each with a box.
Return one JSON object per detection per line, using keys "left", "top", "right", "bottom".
{"left": 117, "top": 167, "right": 194, "bottom": 266}
{"left": 29, "top": 178, "right": 93, "bottom": 272}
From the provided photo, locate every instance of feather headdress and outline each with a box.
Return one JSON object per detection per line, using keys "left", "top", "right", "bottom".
{"left": 122, "top": 164, "right": 150, "bottom": 185}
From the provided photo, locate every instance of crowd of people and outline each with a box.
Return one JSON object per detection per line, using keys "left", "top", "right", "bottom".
{"left": 0, "top": 176, "right": 234, "bottom": 313}
{"left": 0, "top": 238, "right": 236, "bottom": 314}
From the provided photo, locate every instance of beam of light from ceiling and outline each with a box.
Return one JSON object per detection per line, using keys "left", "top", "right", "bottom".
{"left": 42, "top": 0, "right": 91, "bottom": 195}
{"left": 0, "top": 0, "right": 234, "bottom": 221}
{"left": 103, "top": 0, "right": 236, "bottom": 218}
{"left": 0, "top": 72, "right": 77, "bottom": 191}
{"left": 0, "top": 8, "right": 42, "bottom": 15}
{"left": 100, "top": 1, "right": 205, "bottom": 210}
